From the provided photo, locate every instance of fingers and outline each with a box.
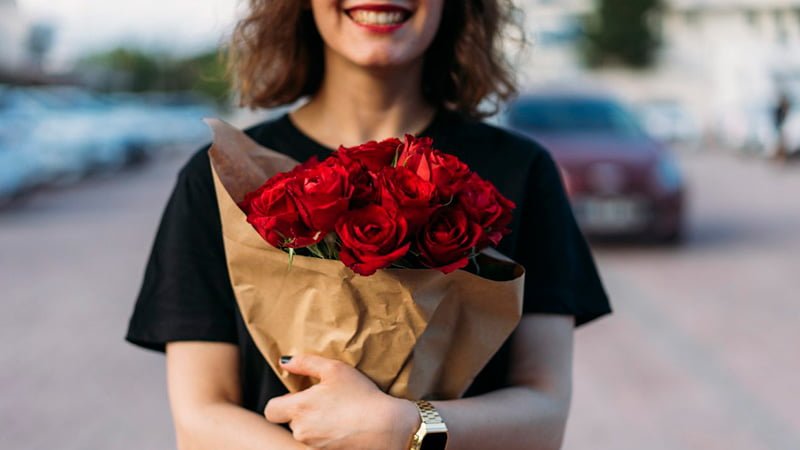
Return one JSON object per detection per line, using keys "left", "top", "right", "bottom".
{"left": 266, "top": 355, "right": 353, "bottom": 424}
{"left": 264, "top": 392, "right": 303, "bottom": 424}
{"left": 281, "top": 354, "right": 344, "bottom": 380}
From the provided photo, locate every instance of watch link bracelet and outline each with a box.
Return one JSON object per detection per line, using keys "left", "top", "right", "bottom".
{"left": 409, "top": 400, "right": 449, "bottom": 450}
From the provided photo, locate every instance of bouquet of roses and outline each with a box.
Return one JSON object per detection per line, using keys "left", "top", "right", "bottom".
{"left": 240, "top": 132, "right": 515, "bottom": 276}
{"left": 206, "top": 119, "right": 525, "bottom": 400}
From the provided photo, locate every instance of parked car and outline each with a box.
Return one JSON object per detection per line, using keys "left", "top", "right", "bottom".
{"left": 0, "top": 148, "right": 41, "bottom": 206}
{"left": 503, "top": 91, "right": 686, "bottom": 242}
{"left": 0, "top": 85, "right": 215, "bottom": 198}
{"left": 0, "top": 105, "right": 44, "bottom": 204}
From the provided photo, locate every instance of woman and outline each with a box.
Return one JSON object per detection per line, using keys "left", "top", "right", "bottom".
{"left": 126, "top": 1, "right": 611, "bottom": 449}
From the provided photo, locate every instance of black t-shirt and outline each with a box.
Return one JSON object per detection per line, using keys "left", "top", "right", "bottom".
{"left": 126, "top": 110, "right": 611, "bottom": 412}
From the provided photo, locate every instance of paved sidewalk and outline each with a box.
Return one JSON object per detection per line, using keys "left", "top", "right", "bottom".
{"left": 566, "top": 154, "right": 800, "bottom": 450}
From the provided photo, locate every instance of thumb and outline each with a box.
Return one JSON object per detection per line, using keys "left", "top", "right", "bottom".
{"left": 280, "top": 354, "right": 343, "bottom": 380}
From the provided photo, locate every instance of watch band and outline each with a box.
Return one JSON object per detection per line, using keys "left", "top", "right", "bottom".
{"left": 409, "top": 400, "right": 448, "bottom": 450}
{"left": 415, "top": 400, "right": 446, "bottom": 428}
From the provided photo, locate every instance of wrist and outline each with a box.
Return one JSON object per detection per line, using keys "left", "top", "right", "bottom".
{"left": 408, "top": 400, "right": 449, "bottom": 450}
{"left": 391, "top": 398, "right": 422, "bottom": 450}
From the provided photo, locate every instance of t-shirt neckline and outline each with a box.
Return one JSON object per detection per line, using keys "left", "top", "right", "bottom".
{"left": 277, "top": 109, "right": 447, "bottom": 158}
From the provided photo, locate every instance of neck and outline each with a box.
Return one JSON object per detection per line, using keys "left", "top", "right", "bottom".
{"left": 291, "top": 49, "right": 436, "bottom": 148}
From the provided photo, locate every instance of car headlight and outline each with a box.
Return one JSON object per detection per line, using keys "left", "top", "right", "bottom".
{"left": 655, "top": 155, "right": 682, "bottom": 192}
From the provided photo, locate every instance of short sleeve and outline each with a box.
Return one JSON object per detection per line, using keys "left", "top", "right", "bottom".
{"left": 513, "top": 150, "right": 612, "bottom": 326}
{"left": 125, "top": 149, "right": 238, "bottom": 351}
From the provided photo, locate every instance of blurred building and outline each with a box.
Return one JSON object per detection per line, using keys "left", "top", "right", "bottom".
{"left": 0, "top": 0, "right": 58, "bottom": 84}
{"left": 663, "top": 0, "right": 800, "bottom": 148}
{"left": 518, "top": 0, "right": 590, "bottom": 82}
{"left": 0, "top": 0, "right": 28, "bottom": 71}
{"left": 521, "top": 0, "right": 800, "bottom": 146}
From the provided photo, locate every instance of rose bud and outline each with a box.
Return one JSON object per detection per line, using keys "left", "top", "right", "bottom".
{"left": 336, "top": 204, "right": 411, "bottom": 276}
{"left": 242, "top": 175, "right": 323, "bottom": 249}
{"left": 426, "top": 149, "right": 472, "bottom": 197}
{"left": 397, "top": 135, "right": 471, "bottom": 197}
{"left": 377, "top": 166, "right": 438, "bottom": 231}
{"left": 335, "top": 138, "right": 402, "bottom": 172}
{"left": 287, "top": 159, "right": 353, "bottom": 233}
{"left": 457, "top": 173, "right": 516, "bottom": 247}
{"left": 348, "top": 164, "right": 380, "bottom": 209}
{"left": 416, "top": 206, "right": 483, "bottom": 274}
{"left": 397, "top": 134, "right": 434, "bottom": 176}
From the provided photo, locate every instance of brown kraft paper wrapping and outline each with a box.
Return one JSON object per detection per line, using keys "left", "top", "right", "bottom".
{"left": 205, "top": 118, "right": 525, "bottom": 400}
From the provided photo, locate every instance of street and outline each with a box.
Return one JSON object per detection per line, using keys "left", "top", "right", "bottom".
{"left": 1, "top": 148, "right": 799, "bottom": 450}
{"left": 566, "top": 153, "right": 800, "bottom": 449}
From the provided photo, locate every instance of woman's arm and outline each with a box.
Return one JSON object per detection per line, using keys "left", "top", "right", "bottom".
{"left": 166, "top": 342, "right": 307, "bottom": 450}
{"left": 431, "top": 315, "right": 574, "bottom": 450}
{"left": 267, "top": 315, "right": 574, "bottom": 450}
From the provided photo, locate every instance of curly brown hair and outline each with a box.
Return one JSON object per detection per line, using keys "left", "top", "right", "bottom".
{"left": 228, "top": 0, "right": 524, "bottom": 118}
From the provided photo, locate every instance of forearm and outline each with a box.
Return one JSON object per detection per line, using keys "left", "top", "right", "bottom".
{"left": 174, "top": 402, "right": 306, "bottom": 450}
{"left": 431, "top": 386, "right": 570, "bottom": 450}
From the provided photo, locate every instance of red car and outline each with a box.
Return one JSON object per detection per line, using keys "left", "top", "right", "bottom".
{"left": 505, "top": 92, "right": 686, "bottom": 242}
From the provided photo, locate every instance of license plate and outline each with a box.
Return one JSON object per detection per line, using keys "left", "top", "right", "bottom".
{"left": 573, "top": 197, "right": 648, "bottom": 232}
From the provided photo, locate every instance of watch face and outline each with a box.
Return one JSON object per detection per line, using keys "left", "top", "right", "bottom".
{"left": 420, "top": 432, "right": 448, "bottom": 450}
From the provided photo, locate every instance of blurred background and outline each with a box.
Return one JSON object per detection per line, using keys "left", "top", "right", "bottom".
{"left": 1, "top": 0, "right": 799, "bottom": 449}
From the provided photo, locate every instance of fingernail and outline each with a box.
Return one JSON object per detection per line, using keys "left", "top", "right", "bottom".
{"left": 280, "top": 356, "right": 293, "bottom": 365}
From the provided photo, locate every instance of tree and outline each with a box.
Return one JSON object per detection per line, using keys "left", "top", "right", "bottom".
{"left": 80, "top": 48, "right": 163, "bottom": 92}
{"left": 77, "top": 48, "right": 231, "bottom": 106}
{"left": 177, "top": 51, "right": 231, "bottom": 105}
{"left": 582, "top": 0, "right": 663, "bottom": 68}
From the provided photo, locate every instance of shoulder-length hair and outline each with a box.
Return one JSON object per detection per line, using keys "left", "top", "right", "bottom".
{"left": 228, "top": 0, "right": 524, "bottom": 119}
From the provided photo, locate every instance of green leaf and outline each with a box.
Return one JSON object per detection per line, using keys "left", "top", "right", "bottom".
{"left": 392, "top": 146, "right": 401, "bottom": 168}
{"left": 470, "top": 254, "right": 481, "bottom": 276}
{"left": 287, "top": 248, "right": 295, "bottom": 270}
{"left": 307, "top": 244, "right": 326, "bottom": 259}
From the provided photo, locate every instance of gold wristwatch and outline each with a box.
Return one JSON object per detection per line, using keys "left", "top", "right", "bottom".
{"left": 409, "top": 400, "right": 448, "bottom": 450}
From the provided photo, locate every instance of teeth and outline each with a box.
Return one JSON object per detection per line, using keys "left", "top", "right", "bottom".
{"left": 350, "top": 9, "right": 405, "bottom": 26}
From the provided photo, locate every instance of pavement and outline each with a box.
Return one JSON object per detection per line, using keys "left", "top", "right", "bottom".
{"left": 1, "top": 149, "right": 798, "bottom": 450}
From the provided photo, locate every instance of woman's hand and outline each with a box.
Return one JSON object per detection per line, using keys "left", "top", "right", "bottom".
{"left": 265, "top": 355, "right": 420, "bottom": 450}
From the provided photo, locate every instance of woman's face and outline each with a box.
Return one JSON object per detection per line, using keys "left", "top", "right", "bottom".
{"left": 310, "top": 0, "right": 445, "bottom": 68}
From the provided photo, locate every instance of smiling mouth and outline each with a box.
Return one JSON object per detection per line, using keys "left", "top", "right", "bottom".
{"left": 345, "top": 4, "right": 414, "bottom": 29}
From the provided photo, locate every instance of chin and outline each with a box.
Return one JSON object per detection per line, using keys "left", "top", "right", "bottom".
{"left": 344, "top": 38, "right": 426, "bottom": 68}
{"left": 351, "top": 49, "right": 409, "bottom": 68}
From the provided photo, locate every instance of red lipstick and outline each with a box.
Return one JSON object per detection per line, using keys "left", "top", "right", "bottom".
{"left": 345, "top": 3, "right": 413, "bottom": 34}
{"left": 349, "top": 3, "right": 411, "bottom": 12}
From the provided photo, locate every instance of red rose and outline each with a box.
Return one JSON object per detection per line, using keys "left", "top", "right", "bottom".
{"left": 427, "top": 150, "right": 472, "bottom": 196}
{"left": 336, "top": 204, "right": 411, "bottom": 276}
{"left": 292, "top": 155, "right": 322, "bottom": 172}
{"left": 416, "top": 206, "right": 483, "bottom": 274}
{"left": 336, "top": 138, "right": 402, "bottom": 172}
{"left": 377, "top": 166, "right": 438, "bottom": 230}
{"left": 397, "top": 135, "right": 471, "bottom": 197}
{"left": 457, "top": 174, "right": 515, "bottom": 246}
{"left": 396, "top": 134, "right": 434, "bottom": 176}
{"left": 348, "top": 164, "right": 380, "bottom": 208}
{"left": 287, "top": 159, "right": 353, "bottom": 232}
{"left": 241, "top": 175, "right": 323, "bottom": 249}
